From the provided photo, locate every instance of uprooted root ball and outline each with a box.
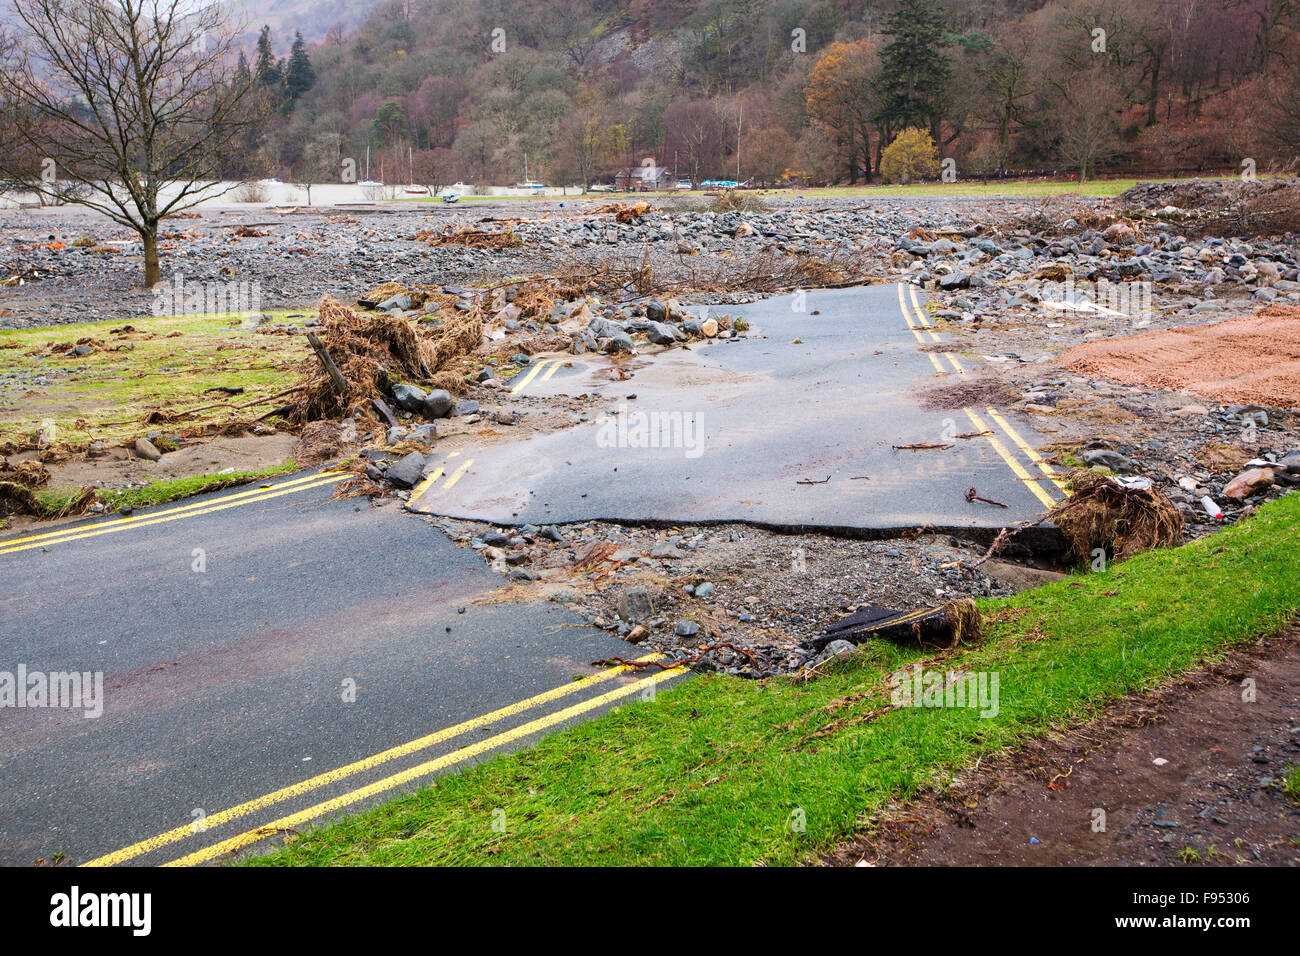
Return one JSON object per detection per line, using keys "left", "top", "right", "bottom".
{"left": 1049, "top": 471, "right": 1184, "bottom": 562}
{"left": 291, "top": 298, "right": 481, "bottom": 422}
{"left": 943, "top": 598, "right": 983, "bottom": 646}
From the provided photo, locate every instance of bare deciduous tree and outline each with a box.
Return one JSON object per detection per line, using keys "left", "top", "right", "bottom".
{"left": 1054, "top": 67, "right": 1124, "bottom": 181}
{"left": 0, "top": 0, "right": 258, "bottom": 285}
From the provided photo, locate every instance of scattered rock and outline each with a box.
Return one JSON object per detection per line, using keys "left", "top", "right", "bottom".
{"left": 133, "top": 437, "right": 162, "bottom": 461}
{"left": 385, "top": 450, "right": 427, "bottom": 488}
{"left": 1223, "top": 467, "right": 1275, "bottom": 500}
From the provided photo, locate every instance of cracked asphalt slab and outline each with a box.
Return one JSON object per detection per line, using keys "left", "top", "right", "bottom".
{"left": 0, "top": 474, "right": 659, "bottom": 866}
{"left": 410, "top": 284, "right": 1064, "bottom": 532}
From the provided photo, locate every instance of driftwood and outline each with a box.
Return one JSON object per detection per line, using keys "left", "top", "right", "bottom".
{"left": 307, "top": 332, "right": 347, "bottom": 395}
{"left": 371, "top": 397, "right": 400, "bottom": 427}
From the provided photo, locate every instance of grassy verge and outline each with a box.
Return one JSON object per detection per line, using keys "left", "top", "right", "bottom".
{"left": 32, "top": 464, "right": 295, "bottom": 517}
{"left": 0, "top": 311, "right": 310, "bottom": 447}
{"left": 246, "top": 492, "right": 1300, "bottom": 867}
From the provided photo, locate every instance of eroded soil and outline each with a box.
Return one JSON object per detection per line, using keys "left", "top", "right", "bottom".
{"left": 823, "top": 628, "right": 1300, "bottom": 866}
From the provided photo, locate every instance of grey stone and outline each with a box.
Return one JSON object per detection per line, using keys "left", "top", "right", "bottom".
{"left": 588, "top": 317, "right": 626, "bottom": 339}
{"left": 618, "top": 586, "right": 655, "bottom": 623}
{"left": 133, "top": 437, "right": 162, "bottom": 461}
{"left": 377, "top": 294, "right": 412, "bottom": 311}
{"left": 407, "top": 423, "right": 437, "bottom": 445}
{"left": 604, "top": 331, "right": 635, "bottom": 353}
{"left": 385, "top": 450, "right": 427, "bottom": 488}
{"left": 673, "top": 620, "right": 701, "bottom": 638}
{"left": 645, "top": 321, "right": 677, "bottom": 345}
{"left": 693, "top": 581, "right": 715, "bottom": 598}
{"left": 1082, "top": 448, "right": 1134, "bottom": 472}
{"left": 422, "top": 389, "right": 454, "bottom": 419}
{"left": 451, "top": 400, "right": 480, "bottom": 417}
{"left": 391, "top": 383, "right": 428, "bottom": 413}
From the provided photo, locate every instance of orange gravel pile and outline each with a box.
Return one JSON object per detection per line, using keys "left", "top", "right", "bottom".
{"left": 1059, "top": 306, "right": 1300, "bottom": 408}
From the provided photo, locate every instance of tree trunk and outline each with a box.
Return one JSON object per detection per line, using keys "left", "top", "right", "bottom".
{"left": 142, "top": 226, "right": 161, "bottom": 287}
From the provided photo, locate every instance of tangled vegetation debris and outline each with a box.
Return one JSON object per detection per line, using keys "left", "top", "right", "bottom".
{"left": 1049, "top": 471, "right": 1184, "bottom": 562}
{"left": 292, "top": 298, "right": 442, "bottom": 422}
{"left": 414, "top": 227, "right": 523, "bottom": 249}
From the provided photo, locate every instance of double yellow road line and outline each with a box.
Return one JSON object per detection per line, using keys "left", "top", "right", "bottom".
{"left": 897, "top": 283, "right": 1065, "bottom": 509}
{"left": 408, "top": 450, "right": 475, "bottom": 507}
{"left": 0, "top": 471, "right": 345, "bottom": 557}
{"left": 84, "top": 654, "right": 684, "bottom": 867}
{"left": 510, "top": 358, "right": 566, "bottom": 394}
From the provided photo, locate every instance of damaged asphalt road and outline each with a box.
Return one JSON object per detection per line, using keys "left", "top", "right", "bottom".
{"left": 0, "top": 285, "right": 1068, "bottom": 865}
{"left": 407, "top": 283, "right": 1065, "bottom": 532}
{"left": 0, "top": 474, "right": 667, "bottom": 866}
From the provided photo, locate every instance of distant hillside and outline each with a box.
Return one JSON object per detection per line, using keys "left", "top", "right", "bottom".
{"left": 224, "top": 0, "right": 381, "bottom": 48}
{"left": 234, "top": 0, "right": 1297, "bottom": 189}
{"left": 0, "top": 0, "right": 381, "bottom": 51}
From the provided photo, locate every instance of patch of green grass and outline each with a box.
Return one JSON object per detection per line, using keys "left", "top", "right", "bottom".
{"left": 0, "top": 311, "right": 310, "bottom": 446}
{"left": 1281, "top": 765, "right": 1300, "bottom": 806}
{"left": 245, "top": 491, "right": 1300, "bottom": 867}
{"left": 35, "top": 463, "right": 295, "bottom": 517}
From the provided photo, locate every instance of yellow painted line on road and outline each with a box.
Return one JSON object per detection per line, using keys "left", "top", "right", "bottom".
{"left": 962, "top": 408, "right": 1058, "bottom": 509}
{"left": 907, "top": 286, "right": 1067, "bottom": 495}
{"left": 510, "top": 359, "right": 551, "bottom": 394}
{"left": 83, "top": 653, "right": 666, "bottom": 867}
{"left": 898, "top": 284, "right": 1058, "bottom": 509}
{"left": 984, "top": 407, "right": 1070, "bottom": 493}
{"left": 0, "top": 471, "right": 342, "bottom": 550}
{"left": 442, "top": 458, "right": 474, "bottom": 490}
{"left": 897, "top": 284, "right": 947, "bottom": 373}
{"left": 409, "top": 467, "right": 445, "bottom": 502}
{"left": 540, "top": 359, "right": 564, "bottom": 382}
{"left": 163, "top": 665, "right": 686, "bottom": 867}
{"left": 0, "top": 474, "right": 345, "bottom": 558}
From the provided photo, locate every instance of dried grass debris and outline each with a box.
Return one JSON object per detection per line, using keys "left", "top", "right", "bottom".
{"left": 1049, "top": 471, "right": 1183, "bottom": 562}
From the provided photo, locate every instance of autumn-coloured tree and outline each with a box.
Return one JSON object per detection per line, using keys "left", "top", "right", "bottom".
{"left": 879, "top": 127, "right": 941, "bottom": 183}
{"left": 805, "top": 39, "right": 879, "bottom": 183}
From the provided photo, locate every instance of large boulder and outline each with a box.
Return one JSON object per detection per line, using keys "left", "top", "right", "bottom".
{"left": 391, "top": 383, "right": 428, "bottom": 413}
{"left": 422, "top": 389, "right": 455, "bottom": 419}
{"left": 385, "top": 451, "right": 427, "bottom": 488}
{"left": 617, "top": 586, "right": 655, "bottom": 623}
